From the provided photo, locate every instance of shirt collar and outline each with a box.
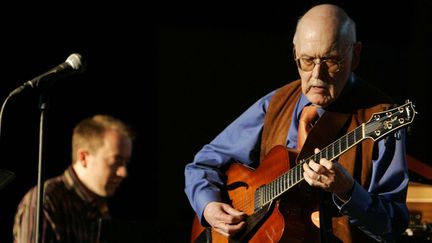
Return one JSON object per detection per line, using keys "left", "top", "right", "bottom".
{"left": 296, "top": 95, "right": 325, "bottom": 121}
{"left": 62, "top": 166, "right": 106, "bottom": 204}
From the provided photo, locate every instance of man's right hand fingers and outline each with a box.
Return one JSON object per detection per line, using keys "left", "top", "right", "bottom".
{"left": 222, "top": 204, "right": 246, "bottom": 216}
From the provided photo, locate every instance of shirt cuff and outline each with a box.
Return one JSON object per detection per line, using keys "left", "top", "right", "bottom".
{"left": 196, "top": 190, "right": 222, "bottom": 226}
{"left": 333, "top": 181, "right": 372, "bottom": 216}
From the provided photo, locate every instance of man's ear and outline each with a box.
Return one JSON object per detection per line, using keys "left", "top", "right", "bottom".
{"left": 77, "top": 149, "right": 89, "bottom": 168}
{"left": 351, "top": 41, "right": 362, "bottom": 70}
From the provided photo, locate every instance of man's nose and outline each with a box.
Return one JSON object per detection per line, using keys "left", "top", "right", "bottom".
{"left": 311, "top": 60, "right": 327, "bottom": 79}
{"left": 117, "top": 165, "right": 128, "bottom": 178}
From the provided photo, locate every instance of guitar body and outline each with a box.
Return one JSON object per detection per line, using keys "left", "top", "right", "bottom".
{"left": 191, "top": 146, "right": 320, "bottom": 243}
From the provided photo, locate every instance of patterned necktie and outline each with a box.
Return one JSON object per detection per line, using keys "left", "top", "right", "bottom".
{"left": 297, "top": 105, "right": 318, "bottom": 150}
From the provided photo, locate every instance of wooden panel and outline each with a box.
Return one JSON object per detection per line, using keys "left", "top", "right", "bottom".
{"left": 407, "top": 182, "right": 432, "bottom": 223}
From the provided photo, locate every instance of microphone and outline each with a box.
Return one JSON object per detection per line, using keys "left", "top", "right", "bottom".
{"left": 8, "top": 53, "right": 85, "bottom": 97}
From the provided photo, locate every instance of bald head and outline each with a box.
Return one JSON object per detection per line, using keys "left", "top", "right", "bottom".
{"left": 292, "top": 4, "right": 362, "bottom": 107}
{"left": 293, "top": 4, "right": 356, "bottom": 51}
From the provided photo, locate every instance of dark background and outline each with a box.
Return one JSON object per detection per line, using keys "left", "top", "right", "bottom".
{"left": 0, "top": 1, "right": 431, "bottom": 242}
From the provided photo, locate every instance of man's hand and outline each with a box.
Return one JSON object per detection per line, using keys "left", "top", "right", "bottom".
{"left": 203, "top": 202, "right": 247, "bottom": 237}
{"left": 303, "top": 148, "right": 354, "bottom": 201}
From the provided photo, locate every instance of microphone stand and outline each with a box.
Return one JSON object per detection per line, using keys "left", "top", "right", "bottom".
{"left": 3, "top": 53, "right": 84, "bottom": 243}
{"left": 35, "top": 90, "right": 49, "bottom": 243}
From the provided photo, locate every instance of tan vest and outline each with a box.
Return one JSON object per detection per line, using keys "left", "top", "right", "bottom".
{"left": 260, "top": 79, "right": 393, "bottom": 242}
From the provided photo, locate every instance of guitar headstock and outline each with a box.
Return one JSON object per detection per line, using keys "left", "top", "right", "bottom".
{"left": 365, "top": 100, "right": 417, "bottom": 141}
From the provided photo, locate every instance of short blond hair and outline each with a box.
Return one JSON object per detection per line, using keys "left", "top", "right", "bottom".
{"left": 71, "top": 114, "right": 134, "bottom": 163}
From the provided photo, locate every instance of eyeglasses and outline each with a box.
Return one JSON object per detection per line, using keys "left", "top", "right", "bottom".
{"left": 294, "top": 56, "right": 344, "bottom": 73}
{"left": 293, "top": 44, "right": 354, "bottom": 73}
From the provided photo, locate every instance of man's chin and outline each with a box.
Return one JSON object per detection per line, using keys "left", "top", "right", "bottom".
{"left": 307, "top": 95, "right": 332, "bottom": 107}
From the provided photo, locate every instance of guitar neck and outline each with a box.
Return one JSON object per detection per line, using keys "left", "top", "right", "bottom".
{"left": 299, "top": 124, "right": 365, "bottom": 165}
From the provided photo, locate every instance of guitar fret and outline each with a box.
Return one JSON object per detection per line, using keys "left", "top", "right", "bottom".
{"left": 311, "top": 154, "right": 317, "bottom": 163}
{"left": 335, "top": 140, "right": 340, "bottom": 155}
{"left": 270, "top": 181, "right": 274, "bottom": 200}
{"left": 348, "top": 133, "right": 352, "bottom": 148}
{"left": 288, "top": 170, "right": 294, "bottom": 188}
{"left": 297, "top": 165, "right": 301, "bottom": 183}
{"left": 347, "top": 133, "right": 352, "bottom": 148}
{"left": 261, "top": 188, "right": 264, "bottom": 206}
{"left": 347, "top": 133, "right": 351, "bottom": 149}
{"left": 269, "top": 182, "right": 272, "bottom": 201}
{"left": 282, "top": 173, "right": 285, "bottom": 192}
{"left": 342, "top": 133, "right": 350, "bottom": 148}
{"left": 272, "top": 181, "right": 275, "bottom": 199}
{"left": 315, "top": 153, "right": 321, "bottom": 162}
{"left": 283, "top": 171, "right": 286, "bottom": 190}
{"left": 276, "top": 178, "right": 283, "bottom": 195}
{"left": 254, "top": 187, "right": 261, "bottom": 208}
{"left": 328, "top": 143, "right": 334, "bottom": 159}
{"left": 269, "top": 183, "right": 272, "bottom": 201}
{"left": 281, "top": 175, "right": 284, "bottom": 193}
{"left": 287, "top": 170, "right": 291, "bottom": 188}
{"left": 261, "top": 186, "right": 264, "bottom": 205}
{"left": 346, "top": 133, "right": 350, "bottom": 150}
{"left": 341, "top": 135, "right": 347, "bottom": 152}
{"left": 277, "top": 177, "right": 281, "bottom": 196}
{"left": 287, "top": 172, "right": 290, "bottom": 188}
{"left": 356, "top": 127, "right": 362, "bottom": 141}
{"left": 265, "top": 185, "right": 268, "bottom": 204}
{"left": 267, "top": 182, "right": 270, "bottom": 201}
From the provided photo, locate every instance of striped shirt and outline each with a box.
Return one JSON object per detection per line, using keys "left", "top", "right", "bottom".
{"left": 13, "top": 166, "right": 110, "bottom": 243}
